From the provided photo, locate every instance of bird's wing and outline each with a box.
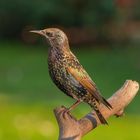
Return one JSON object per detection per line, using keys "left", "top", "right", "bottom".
{"left": 66, "top": 67, "right": 102, "bottom": 101}
{"left": 66, "top": 67, "right": 112, "bottom": 109}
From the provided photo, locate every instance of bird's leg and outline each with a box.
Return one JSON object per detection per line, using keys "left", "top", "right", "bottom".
{"left": 68, "top": 100, "right": 81, "bottom": 112}
{"left": 63, "top": 100, "right": 81, "bottom": 119}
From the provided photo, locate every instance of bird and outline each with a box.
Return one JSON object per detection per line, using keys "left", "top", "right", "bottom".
{"left": 30, "top": 28, "right": 112, "bottom": 124}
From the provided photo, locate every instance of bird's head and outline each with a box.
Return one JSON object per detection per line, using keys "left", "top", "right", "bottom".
{"left": 30, "top": 28, "right": 69, "bottom": 49}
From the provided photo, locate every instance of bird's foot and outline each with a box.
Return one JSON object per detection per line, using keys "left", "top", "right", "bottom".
{"left": 63, "top": 109, "right": 71, "bottom": 119}
{"left": 61, "top": 106, "right": 72, "bottom": 119}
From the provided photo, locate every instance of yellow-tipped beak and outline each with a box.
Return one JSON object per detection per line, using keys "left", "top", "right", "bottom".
{"left": 30, "top": 30, "right": 45, "bottom": 36}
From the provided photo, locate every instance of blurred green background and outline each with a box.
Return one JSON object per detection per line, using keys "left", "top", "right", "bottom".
{"left": 0, "top": 0, "right": 140, "bottom": 140}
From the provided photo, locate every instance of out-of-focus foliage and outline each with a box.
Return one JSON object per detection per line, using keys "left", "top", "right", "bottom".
{"left": 0, "top": 0, "right": 115, "bottom": 38}
{"left": 0, "top": 0, "right": 139, "bottom": 44}
{"left": 0, "top": 1, "right": 139, "bottom": 139}
{"left": 0, "top": 42, "right": 140, "bottom": 140}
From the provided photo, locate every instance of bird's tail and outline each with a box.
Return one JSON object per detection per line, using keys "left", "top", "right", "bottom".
{"left": 89, "top": 100, "right": 108, "bottom": 125}
{"left": 101, "top": 96, "right": 112, "bottom": 110}
{"left": 95, "top": 107, "right": 108, "bottom": 125}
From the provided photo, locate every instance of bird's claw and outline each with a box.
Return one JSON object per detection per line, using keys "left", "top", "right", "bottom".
{"left": 62, "top": 108, "right": 72, "bottom": 119}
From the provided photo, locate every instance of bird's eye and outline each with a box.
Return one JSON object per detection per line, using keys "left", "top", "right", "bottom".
{"left": 46, "top": 32, "right": 53, "bottom": 37}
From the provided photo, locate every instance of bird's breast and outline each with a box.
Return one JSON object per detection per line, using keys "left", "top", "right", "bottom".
{"left": 48, "top": 49, "right": 68, "bottom": 86}
{"left": 47, "top": 49, "right": 88, "bottom": 100}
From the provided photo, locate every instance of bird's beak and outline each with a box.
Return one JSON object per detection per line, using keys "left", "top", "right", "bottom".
{"left": 30, "top": 30, "right": 46, "bottom": 37}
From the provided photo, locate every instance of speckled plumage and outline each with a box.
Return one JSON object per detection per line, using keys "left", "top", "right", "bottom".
{"left": 30, "top": 28, "right": 112, "bottom": 124}
{"left": 48, "top": 46, "right": 87, "bottom": 100}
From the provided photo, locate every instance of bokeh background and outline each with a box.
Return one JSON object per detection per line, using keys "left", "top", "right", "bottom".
{"left": 0, "top": 0, "right": 140, "bottom": 140}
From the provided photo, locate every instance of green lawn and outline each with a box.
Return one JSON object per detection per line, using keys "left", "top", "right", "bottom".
{"left": 0, "top": 42, "right": 140, "bottom": 140}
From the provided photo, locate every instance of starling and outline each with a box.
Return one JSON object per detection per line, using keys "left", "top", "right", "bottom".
{"left": 30, "top": 28, "right": 112, "bottom": 124}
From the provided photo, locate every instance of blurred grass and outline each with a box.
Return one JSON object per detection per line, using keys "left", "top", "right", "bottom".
{"left": 0, "top": 42, "right": 140, "bottom": 140}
